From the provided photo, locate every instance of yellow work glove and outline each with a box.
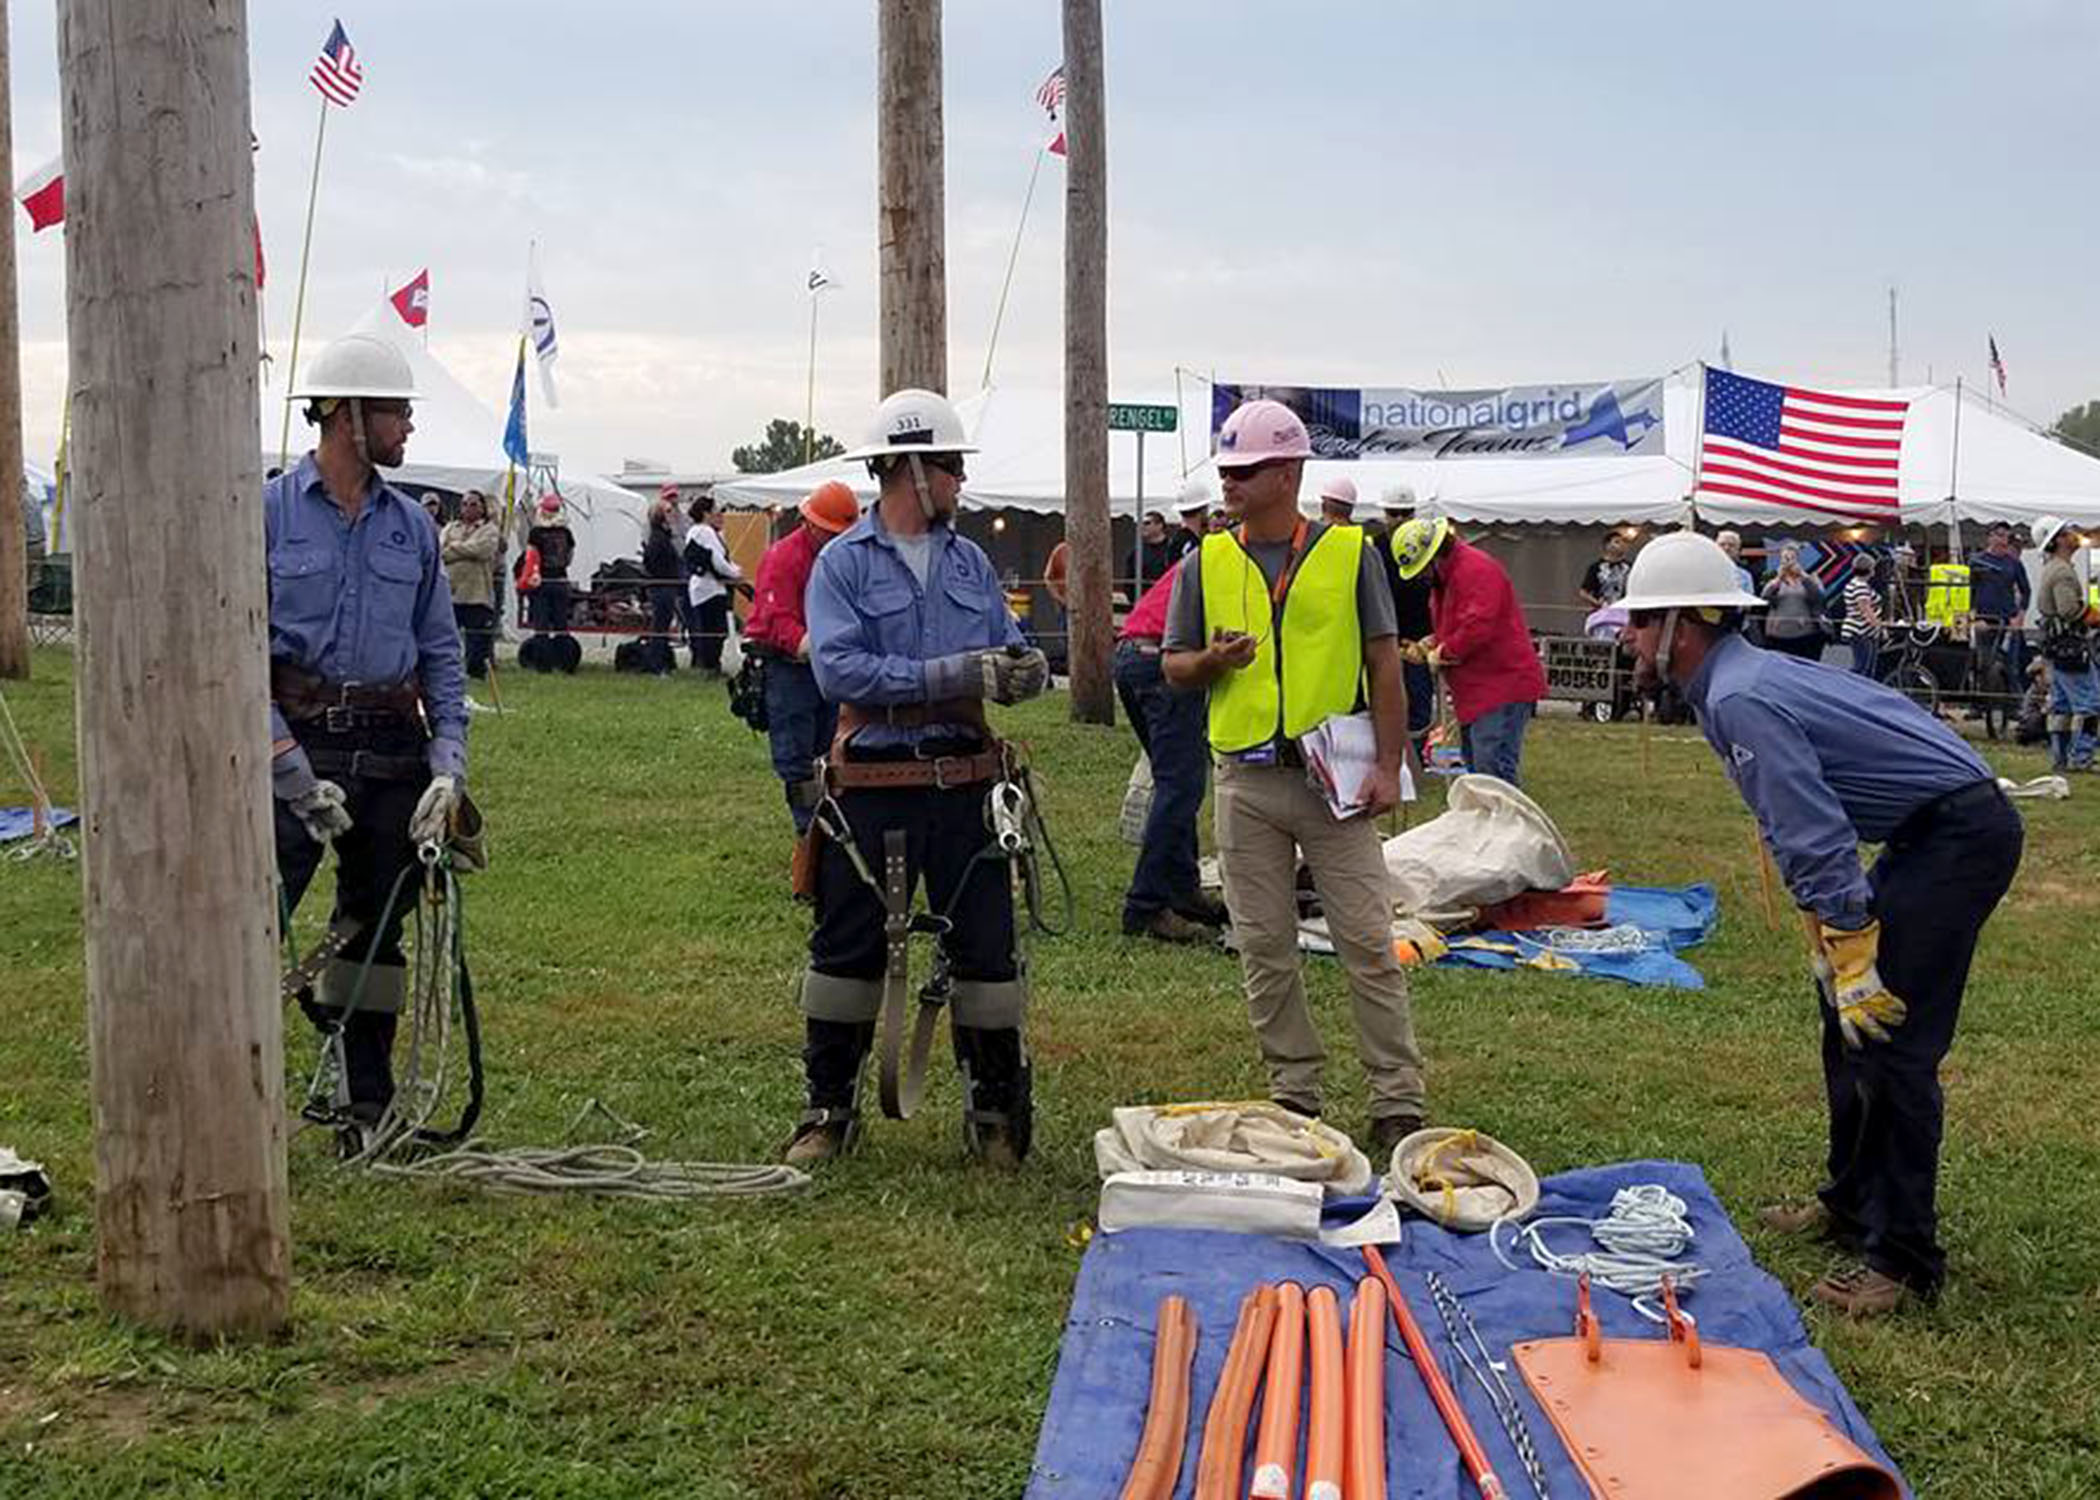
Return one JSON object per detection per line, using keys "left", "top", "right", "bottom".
{"left": 1422, "top": 639, "right": 1449, "bottom": 671}
{"left": 1815, "top": 918, "right": 1907, "bottom": 1048}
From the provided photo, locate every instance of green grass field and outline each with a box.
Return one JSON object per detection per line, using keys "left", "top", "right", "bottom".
{"left": 3, "top": 644, "right": 2098, "bottom": 1497}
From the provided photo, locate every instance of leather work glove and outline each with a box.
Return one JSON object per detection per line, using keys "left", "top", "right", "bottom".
{"left": 1815, "top": 918, "right": 1908, "bottom": 1048}
{"left": 1422, "top": 639, "right": 1449, "bottom": 671}
{"left": 409, "top": 773, "right": 464, "bottom": 849}
{"left": 273, "top": 745, "right": 353, "bottom": 844}
{"left": 926, "top": 647, "right": 1050, "bottom": 705}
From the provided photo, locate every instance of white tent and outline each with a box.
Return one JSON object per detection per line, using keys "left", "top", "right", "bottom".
{"left": 262, "top": 302, "right": 649, "bottom": 578}
{"left": 713, "top": 371, "right": 2100, "bottom": 533}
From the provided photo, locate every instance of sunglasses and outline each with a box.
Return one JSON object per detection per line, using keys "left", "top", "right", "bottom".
{"left": 362, "top": 401, "right": 414, "bottom": 420}
{"left": 922, "top": 453, "right": 966, "bottom": 479}
{"left": 1221, "top": 459, "right": 1287, "bottom": 482}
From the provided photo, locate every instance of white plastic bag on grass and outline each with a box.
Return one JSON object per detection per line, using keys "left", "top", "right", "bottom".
{"left": 1381, "top": 773, "right": 1574, "bottom": 915}
{"left": 1119, "top": 753, "right": 1154, "bottom": 845}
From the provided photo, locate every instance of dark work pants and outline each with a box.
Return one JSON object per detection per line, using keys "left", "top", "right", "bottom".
{"left": 808, "top": 775, "right": 1019, "bottom": 1108}
{"left": 527, "top": 578, "right": 571, "bottom": 633}
{"left": 454, "top": 602, "right": 496, "bottom": 680}
{"left": 274, "top": 728, "right": 431, "bottom": 1109}
{"left": 1114, "top": 641, "right": 1208, "bottom": 922}
{"left": 1765, "top": 631, "right": 1824, "bottom": 662}
{"left": 1817, "top": 780, "right": 2022, "bottom": 1293}
{"left": 692, "top": 594, "right": 730, "bottom": 672}
{"left": 763, "top": 659, "right": 837, "bottom": 833}
{"left": 646, "top": 585, "right": 682, "bottom": 675}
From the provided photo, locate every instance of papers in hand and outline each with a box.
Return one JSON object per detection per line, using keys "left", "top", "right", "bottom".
{"left": 1299, "top": 712, "right": 1412, "bottom": 818}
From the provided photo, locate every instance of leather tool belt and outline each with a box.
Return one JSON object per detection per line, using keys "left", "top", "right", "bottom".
{"left": 272, "top": 660, "right": 424, "bottom": 732}
{"left": 824, "top": 747, "right": 1005, "bottom": 791}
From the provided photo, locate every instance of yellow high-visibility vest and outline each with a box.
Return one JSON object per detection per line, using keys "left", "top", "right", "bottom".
{"left": 1924, "top": 562, "right": 1970, "bottom": 628}
{"left": 1200, "top": 524, "right": 1364, "bottom": 753}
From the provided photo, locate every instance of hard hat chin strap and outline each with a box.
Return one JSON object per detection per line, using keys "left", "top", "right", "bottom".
{"left": 906, "top": 453, "right": 936, "bottom": 523}
{"left": 1655, "top": 607, "right": 1682, "bottom": 682}
{"left": 348, "top": 396, "right": 371, "bottom": 467}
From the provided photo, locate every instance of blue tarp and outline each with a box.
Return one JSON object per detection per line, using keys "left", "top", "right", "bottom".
{"left": 1027, "top": 1159, "right": 1908, "bottom": 1499}
{"left": 0, "top": 806, "right": 76, "bottom": 843}
{"left": 1437, "top": 882, "right": 1719, "bottom": 989}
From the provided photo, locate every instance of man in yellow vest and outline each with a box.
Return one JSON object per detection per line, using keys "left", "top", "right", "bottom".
{"left": 1162, "top": 399, "right": 1426, "bottom": 1149}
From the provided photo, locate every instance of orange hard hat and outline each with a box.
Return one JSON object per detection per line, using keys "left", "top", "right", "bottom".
{"left": 800, "top": 480, "right": 860, "bottom": 535}
{"left": 1044, "top": 540, "right": 1070, "bottom": 607}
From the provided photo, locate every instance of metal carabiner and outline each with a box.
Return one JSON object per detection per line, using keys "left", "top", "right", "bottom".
{"left": 987, "top": 779, "right": 1029, "bottom": 855}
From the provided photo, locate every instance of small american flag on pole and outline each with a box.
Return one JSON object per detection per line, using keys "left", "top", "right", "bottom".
{"left": 1036, "top": 64, "right": 1067, "bottom": 156}
{"left": 1697, "top": 367, "right": 1910, "bottom": 520}
{"left": 310, "top": 20, "right": 363, "bottom": 107}
{"left": 1988, "top": 335, "right": 2008, "bottom": 397}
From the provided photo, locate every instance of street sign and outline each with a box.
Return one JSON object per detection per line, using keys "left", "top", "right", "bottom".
{"left": 1107, "top": 402, "right": 1178, "bottom": 433}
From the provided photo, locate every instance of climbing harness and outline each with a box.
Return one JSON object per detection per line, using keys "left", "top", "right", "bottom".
{"left": 1490, "top": 1183, "right": 1707, "bottom": 1320}
{"left": 1424, "top": 1271, "right": 1553, "bottom": 1500}
{"left": 810, "top": 740, "right": 1071, "bottom": 1121}
{"left": 1387, "top": 1127, "right": 1541, "bottom": 1232}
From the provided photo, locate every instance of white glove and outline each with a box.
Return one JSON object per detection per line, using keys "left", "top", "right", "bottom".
{"left": 409, "top": 774, "right": 463, "bottom": 848}
{"left": 273, "top": 745, "right": 353, "bottom": 844}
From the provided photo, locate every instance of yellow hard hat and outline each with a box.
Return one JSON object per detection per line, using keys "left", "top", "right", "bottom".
{"left": 1390, "top": 516, "right": 1450, "bottom": 580}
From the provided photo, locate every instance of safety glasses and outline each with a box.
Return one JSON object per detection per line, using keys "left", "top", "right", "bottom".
{"left": 362, "top": 400, "right": 414, "bottom": 421}
{"left": 921, "top": 453, "right": 966, "bottom": 479}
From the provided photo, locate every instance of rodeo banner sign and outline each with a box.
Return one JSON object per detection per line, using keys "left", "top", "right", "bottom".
{"left": 1211, "top": 378, "right": 1666, "bottom": 459}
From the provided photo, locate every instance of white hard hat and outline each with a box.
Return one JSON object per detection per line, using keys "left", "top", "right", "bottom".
{"left": 288, "top": 332, "right": 417, "bottom": 402}
{"left": 1616, "top": 531, "right": 1766, "bottom": 612}
{"left": 2032, "top": 514, "right": 2071, "bottom": 552}
{"left": 844, "top": 387, "right": 978, "bottom": 461}
{"left": 1318, "top": 475, "right": 1359, "bottom": 512}
{"left": 1381, "top": 483, "right": 1417, "bottom": 513}
{"left": 1173, "top": 477, "right": 1214, "bottom": 514}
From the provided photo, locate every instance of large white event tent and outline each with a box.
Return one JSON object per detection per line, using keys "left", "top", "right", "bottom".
{"left": 714, "top": 368, "right": 2100, "bottom": 533}
{"left": 262, "top": 301, "right": 649, "bottom": 577}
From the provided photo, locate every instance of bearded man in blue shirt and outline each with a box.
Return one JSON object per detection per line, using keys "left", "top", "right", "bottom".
{"left": 1619, "top": 532, "right": 2022, "bottom": 1317}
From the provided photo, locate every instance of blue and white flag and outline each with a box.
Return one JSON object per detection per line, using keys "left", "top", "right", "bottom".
{"left": 503, "top": 344, "right": 529, "bottom": 467}
{"left": 525, "top": 242, "right": 559, "bottom": 408}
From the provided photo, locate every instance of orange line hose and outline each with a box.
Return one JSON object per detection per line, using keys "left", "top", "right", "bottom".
{"left": 1303, "top": 1285, "right": 1346, "bottom": 1500}
{"left": 1119, "top": 1294, "right": 1198, "bottom": 1500}
{"left": 1362, "top": 1245, "right": 1509, "bottom": 1500}
{"left": 1249, "top": 1282, "right": 1305, "bottom": 1499}
{"left": 1346, "top": 1277, "right": 1389, "bottom": 1500}
{"left": 1194, "top": 1284, "right": 1279, "bottom": 1500}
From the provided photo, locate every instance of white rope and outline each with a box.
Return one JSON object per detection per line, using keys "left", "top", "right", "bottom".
{"left": 1520, "top": 923, "right": 1655, "bottom": 956}
{"left": 1491, "top": 1183, "right": 1707, "bottom": 1318}
{"left": 0, "top": 685, "right": 74, "bottom": 863}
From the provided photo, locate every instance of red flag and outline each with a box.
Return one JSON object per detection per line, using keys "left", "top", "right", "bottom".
{"left": 253, "top": 220, "right": 267, "bottom": 289}
{"left": 389, "top": 269, "right": 431, "bottom": 328}
{"left": 16, "top": 157, "right": 64, "bottom": 232}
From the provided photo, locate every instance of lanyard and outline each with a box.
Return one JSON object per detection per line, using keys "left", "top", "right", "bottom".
{"left": 1238, "top": 518, "right": 1312, "bottom": 612}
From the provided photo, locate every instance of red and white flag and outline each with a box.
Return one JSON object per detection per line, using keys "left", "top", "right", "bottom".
{"left": 390, "top": 268, "right": 431, "bottom": 328}
{"left": 1698, "top": 367, "right": 1909, "bottom": 520}
{"left": 1036, "top": 64, "right": 1067, "bottom": 157}
{"left": 15, "top": 157, "right": 64, "bottom": 232}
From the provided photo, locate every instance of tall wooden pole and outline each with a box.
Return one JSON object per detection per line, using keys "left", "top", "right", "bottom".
{"left": 0, "top": 0, "right": 30, "bottom": 680}
{"left": 60, "top": 0, "right": 290, "bottom": 1339}
{"left": 1062, "top": 0, "right": 1113, "bottom": 723}
{"left": 877, "top": 0, "right": 947, "bottom": 396}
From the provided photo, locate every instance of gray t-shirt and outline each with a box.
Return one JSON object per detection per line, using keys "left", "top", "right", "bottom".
{"left": 892, "top": 531, "right": 934, "bottom": 589}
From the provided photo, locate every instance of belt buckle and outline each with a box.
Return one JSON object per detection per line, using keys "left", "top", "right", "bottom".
{"left": 323, "top": 704, "right": 357, "bottom": 734}
{"left": 930, "top": 755, "right": 965, "bottom": 790}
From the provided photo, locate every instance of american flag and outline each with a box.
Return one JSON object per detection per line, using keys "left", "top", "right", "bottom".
{"left": 310, "top": 20, "right": 363, "bottom": 108}
{"left": 1036, "top": 64, "right": 1067, "bottom": 156}
{"left": 1988, "top": 335, "right": 2008, "bottom": 397}
{"left": 1697, "top": 367, "right": 1909, "bottom": 520}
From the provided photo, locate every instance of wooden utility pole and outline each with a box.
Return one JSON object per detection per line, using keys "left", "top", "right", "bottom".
{"left": 877, "top": 0, "right": 947, "bottom": 395}
{"left": 60, "top": 0, "right": 289, "bottom": 1339}
{"left": 0, "top": 0, "right": 30, "bottom": 681}
{"left": 1062, "top": 0, "right": 1113, "bottom": 723}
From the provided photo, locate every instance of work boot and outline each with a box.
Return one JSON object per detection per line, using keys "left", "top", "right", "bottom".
{"left": 1810, "top": 1264, "right": 1912, "bottom": 1318}
{"left": 973, "top": 1121, "right": 1026, "bottom": 1173}
{"left": 783, "top": 1107, "right": 858, "bottom": 1167}
{"left": 1172, "top": 892, "right": 1231, "bottom": 928}
{"left": 1758, "top": 1199, "right": 1864, "bottom": 1250}
{"left": 1368, "top": 1113, "right": 1425, "bottom": 1156}
{"left": 341, "top": 1011, "right": 399, "bottom": 1120}
{"left": 1123, "top": 908, "right": 1214, "bottom": 946}
{"left": 956, "top": 1025, "right": 1031, "bottom": 1168}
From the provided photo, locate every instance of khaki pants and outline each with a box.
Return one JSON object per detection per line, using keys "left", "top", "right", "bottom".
{"left": 1214, "top": 758, "right": 1425, "bottom": 1118}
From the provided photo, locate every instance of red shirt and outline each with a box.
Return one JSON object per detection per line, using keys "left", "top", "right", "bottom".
{"left": 745, "top": 524, "right": 823, "bottom": 655}
{"left": 1119, "top": 559, "right": 1182, "bottom": 643}
{"left": 1430, "top": 538, "right": 1547, "bottom": 724}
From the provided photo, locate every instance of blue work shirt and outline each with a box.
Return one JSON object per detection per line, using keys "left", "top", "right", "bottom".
{"left": 265, "top": 454, "right": 468, "bottom": 775}
{"left": 805, "top": 506, "right": 1023, "bottom": 749}
{"left": 1968, "top": 549, "right": 2031, "bottom": 622}
{"left": 1685, "top": 632, "right": 1992, "bottom": 927}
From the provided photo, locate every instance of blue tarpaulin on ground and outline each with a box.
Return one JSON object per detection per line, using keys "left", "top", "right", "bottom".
{"left": 1027, "top": 1158, "right": 1908, "bottom": 1499}
{"left": 1437, "top": 882, "right": 1719, "bottom": 989}
{"left": 0, "top": 806, "right": 75, "bottom": 843}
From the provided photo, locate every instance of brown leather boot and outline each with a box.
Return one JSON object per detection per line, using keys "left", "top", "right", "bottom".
{"left": 782, "top": 1107, "right": 857, "bottom": 1167}
{"left": 1810, "top": 1265, "right": 1912, "bottom": 1317}
{"left": 1757, "top": 1200, "right": 1832, "bottom": 1235}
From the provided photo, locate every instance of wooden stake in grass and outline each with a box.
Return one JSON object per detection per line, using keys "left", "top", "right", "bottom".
{"left": 61, "top": 0, "right": 290, "bottom": 1340}
{"left": 1750, "top": 823, "right": 1781, "bottom": 931}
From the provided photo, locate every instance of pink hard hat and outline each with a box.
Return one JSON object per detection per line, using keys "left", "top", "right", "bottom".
{"left": 536, "top": 494, "right": 562, "bottom": 516}
{"left": 1318, "top": 475, "right": 1358, "bottom": 507}
{"left": 1215, "top": 399, "right": 1312, "bottom": 469}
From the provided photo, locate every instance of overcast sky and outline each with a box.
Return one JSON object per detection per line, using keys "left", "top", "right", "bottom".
{"left": 9, "top": 1, "right": 2097, "bottom": 479}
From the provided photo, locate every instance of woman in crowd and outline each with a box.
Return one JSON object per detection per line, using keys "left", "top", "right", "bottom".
{"left": 1759, "top": 544, "right": 1827, "bottom": 661}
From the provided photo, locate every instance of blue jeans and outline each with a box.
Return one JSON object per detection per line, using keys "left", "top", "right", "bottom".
{"left": 2048, "top": 660, "right": 2100, "bottom": 769}
{"left": 1848, "top": 634, "right": 1878, "bottom": 676}
{"left": 764, "top": 659, "right": 838, "bottom": 833}
{"left": 1113, "top": 641, "right": 1208, "bottom": 921}
{"left": 1460, "top": 701, "right": 1533, "bottom": 786}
